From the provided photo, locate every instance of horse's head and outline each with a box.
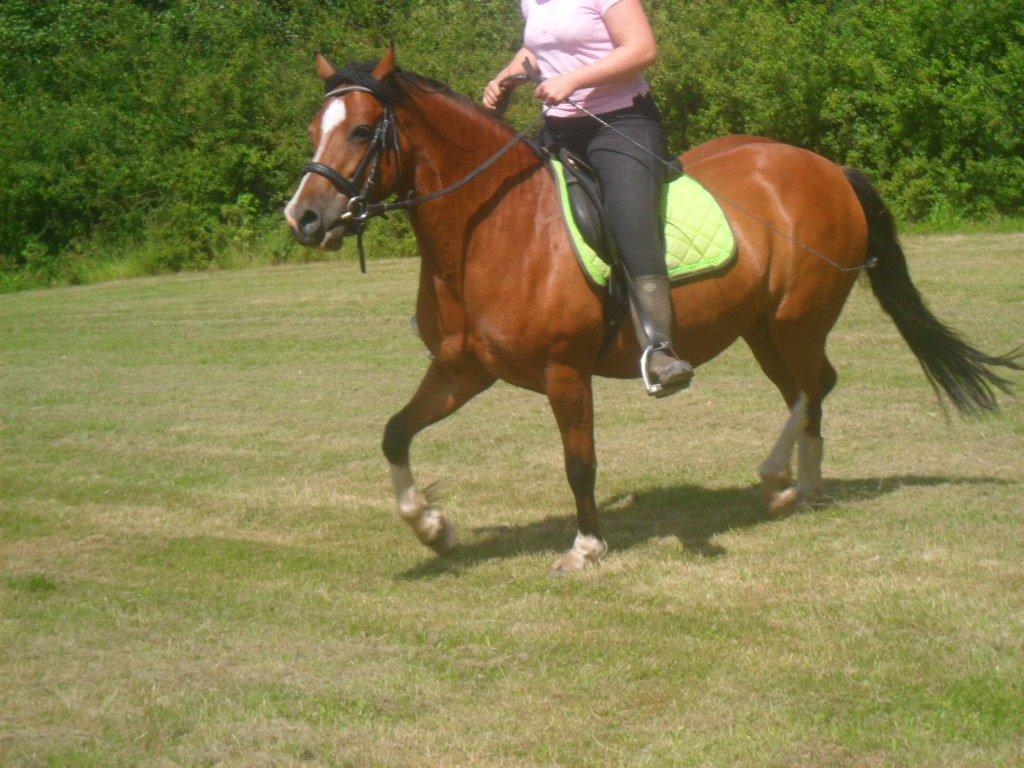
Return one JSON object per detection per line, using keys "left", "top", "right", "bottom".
{"left": 285, "top": 49, "right": 405, "bottom": 249}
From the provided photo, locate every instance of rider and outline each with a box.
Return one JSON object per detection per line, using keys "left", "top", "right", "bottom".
{"left": 483, "top": 0, "right": 693, "bottom": 396}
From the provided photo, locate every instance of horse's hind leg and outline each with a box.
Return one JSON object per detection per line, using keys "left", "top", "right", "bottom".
{"left": 745, "top": 317, "right": 834, "bottom": 516}
{"left": 763, "top": 321, "right": 836, "bottom": 517}
{"left": 794, "top": 357, "right": 836, "bottom": 505}
{"left": 383, "top": 360, "right": 495, "bottom": 554}
{"left": 744, "top": 318, "right": 802, "bottom": 513}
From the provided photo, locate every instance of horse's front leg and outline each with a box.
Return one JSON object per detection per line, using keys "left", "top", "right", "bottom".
{"left": 545, "top": 363, "right": 606, "bottom": 573}
{"left": 383, "top": 360, "right": 494, "bottom": 554}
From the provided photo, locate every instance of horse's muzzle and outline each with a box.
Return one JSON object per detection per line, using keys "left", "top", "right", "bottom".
{"left": 287, "top": 205, "right": 349, "bottom": 250}
{"left": 295, "top": 208, "right": 324, "bottom": 246}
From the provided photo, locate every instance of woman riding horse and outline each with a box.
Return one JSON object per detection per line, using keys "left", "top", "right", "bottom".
{"left": 484, "top": 0, "right": 694, "bottom": 397}
{"left": 284, "top": 47, "right": 1019, "bottom": 573}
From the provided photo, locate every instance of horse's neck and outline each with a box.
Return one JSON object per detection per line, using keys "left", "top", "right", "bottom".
{"left": 399, "top": 93, "right": 545, "bottom": 295}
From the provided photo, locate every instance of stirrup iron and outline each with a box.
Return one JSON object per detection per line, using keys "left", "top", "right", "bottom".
{"left": 640, "top": 342, "right": 694, "bottom": 398}
{"left": 640, "top": 342, "right": 669, "bottom": 396}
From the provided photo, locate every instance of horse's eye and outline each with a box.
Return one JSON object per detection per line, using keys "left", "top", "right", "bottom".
{"left": 349, "top": 124, "right": 375, "bottom": 142}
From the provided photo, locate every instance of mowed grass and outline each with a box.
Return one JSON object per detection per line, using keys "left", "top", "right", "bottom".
{"left": 2, "top": 233, "right": 1022, "bottom": 767}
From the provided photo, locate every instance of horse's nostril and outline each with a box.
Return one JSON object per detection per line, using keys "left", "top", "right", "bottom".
{"left": 299, "top": 209, "right": 321, "bottom": 237}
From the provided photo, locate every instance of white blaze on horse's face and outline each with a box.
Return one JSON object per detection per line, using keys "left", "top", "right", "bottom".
{"left": 283, "top": 97, "right": 350, "bottom": 230}
{"left": 316, "top": 99, "right": 349, "bottom": 160}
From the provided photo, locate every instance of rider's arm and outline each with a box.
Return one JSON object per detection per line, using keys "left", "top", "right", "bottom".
{"left": 534, "top": 0, "right": 656, "bottom": 105}
{"left": 483, "top": 46, "right": 538, "bottom": 109}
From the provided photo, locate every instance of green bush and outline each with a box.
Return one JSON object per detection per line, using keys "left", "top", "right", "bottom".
{"left": 1, "top": 0, "right": 1021, "bottom": 290}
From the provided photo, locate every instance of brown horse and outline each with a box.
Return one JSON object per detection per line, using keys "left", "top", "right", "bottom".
{"left": 285, "top": 49, "right": 1019, "bottom": 573}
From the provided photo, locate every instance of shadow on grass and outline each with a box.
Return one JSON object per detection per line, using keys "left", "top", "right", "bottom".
{"left": 397, "top": 474, "right": 1009, "bottom": 579}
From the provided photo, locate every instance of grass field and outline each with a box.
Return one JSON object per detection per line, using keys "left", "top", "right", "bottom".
{"left": 2, "top": 233, "right": 1023, "bottom": 767}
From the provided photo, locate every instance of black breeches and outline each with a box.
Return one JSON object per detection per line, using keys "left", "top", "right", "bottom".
{"left": 540, "top": 94, "right": 669, "bottom": 279}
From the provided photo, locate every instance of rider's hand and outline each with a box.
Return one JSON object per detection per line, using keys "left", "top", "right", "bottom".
{"left": 482, "top": 77, "right": 508, "bottom": 110}
{"left": 534, "top": 73, "right": 580, "bottom": 106}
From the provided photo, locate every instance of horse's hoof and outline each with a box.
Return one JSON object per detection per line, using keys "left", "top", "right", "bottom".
{"left": 550, "top": 534, "right": 606, "bottom": 575}
{"left": 421, "top": 514, "right": 458, "bottom": 557}
{"left": 550, "top": 550, "right": 590, "bottom": 575}
{"left": 765, "top": 486, "right": 800, "bottom": 518}
{"left": 802, "top": 483, "right": 825, "bottom": 505}
{"left": 407, "top": 507, "right": 460, "bottom": 557}
{"left": 759, "top": 469, "right": 792, "bottom": 505}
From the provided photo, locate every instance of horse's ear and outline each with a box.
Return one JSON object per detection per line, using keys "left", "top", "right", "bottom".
{"left": 372, "top": 44, "right": 397, "bottom": 81}
{"left": 316, "top": 53, "right": 338, "bottom": 82}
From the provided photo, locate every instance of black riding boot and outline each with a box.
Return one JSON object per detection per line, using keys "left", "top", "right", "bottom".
{"left": 630, "top": 275, "right": 694, "bottom": 397}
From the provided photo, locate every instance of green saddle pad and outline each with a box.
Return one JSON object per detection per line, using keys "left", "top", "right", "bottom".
{"left": 550, "top": 158, "right": 737, "bottom": 288}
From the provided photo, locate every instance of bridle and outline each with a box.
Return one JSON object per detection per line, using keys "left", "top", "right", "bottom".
{"left": 297, "top": 79, "right": 541, "bottom": 272}
{"left": 299, "top": 85, "right": 401, "bottom": 271}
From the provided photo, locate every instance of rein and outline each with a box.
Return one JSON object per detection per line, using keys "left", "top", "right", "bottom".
{"left": 355, "top": 117, "right": 542, "bottom": 220}
{"left": 301, "top": 69, "right": 874, "bottom": 277}
{"left": 299, "top": 84, "right": 541, "bottom": 273}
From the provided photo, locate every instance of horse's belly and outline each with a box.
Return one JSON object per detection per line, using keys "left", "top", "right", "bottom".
{"left": 466, "top": 330, "right": 547, "bottom": 392}
{"left": 595, "top": 260, "right": 767, "bottom": 378}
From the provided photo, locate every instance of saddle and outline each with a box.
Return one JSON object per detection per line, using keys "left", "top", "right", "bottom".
{"left": 557, "top": 149, "right": 611, "bottom": 261}
{"left": 547, "top": 149, "right": 738, "bottom": 290}
{"left": 552, "top": 148, "right": 633, "bottom": 327}
{"left": 545, "top": 145, "right": 738, "bottom": 356}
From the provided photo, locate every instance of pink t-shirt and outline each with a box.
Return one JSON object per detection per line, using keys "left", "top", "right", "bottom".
{"left": 522, "top": 0, "right": 649, "bottom": 118}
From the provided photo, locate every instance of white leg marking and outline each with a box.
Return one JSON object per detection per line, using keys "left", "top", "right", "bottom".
{"left": 389, "top": 463, "right": 417, "bottom": 513}
{"left": 760, "top": 393, "right": 808, "bottom": 479}
{"left": 284, "top": 99, "right": 349, "bottom": 227}
{"left": 551, "top": 532, "right": 608, "bottom": 574}
{"left": 389, "top": 463, "right": 457, "bottom": 551}
{"left": 796, "top": 434, "right": 824, "bottom": 501}
{"left": 571, "top": 533, "right": 607, "bottom": 561}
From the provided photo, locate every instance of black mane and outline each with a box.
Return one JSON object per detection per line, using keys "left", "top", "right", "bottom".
{"left": 324, "top": 58, "right": 503, "bottom": 121}
{"left": 325, "top": 60, "right": 402, "bottom": 103}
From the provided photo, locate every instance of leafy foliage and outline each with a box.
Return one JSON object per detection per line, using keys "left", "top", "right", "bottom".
{"left": 1, "top": 0, "right": 1021, "bottom": 288}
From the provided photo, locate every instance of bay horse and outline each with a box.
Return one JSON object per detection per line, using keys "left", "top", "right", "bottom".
{"left": 285, "top": 49, "right": 1020, "bottom": 573}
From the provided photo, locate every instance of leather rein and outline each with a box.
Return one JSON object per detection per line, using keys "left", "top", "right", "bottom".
{"left": 299, "top": 83, "right": 541, "bottom": 273}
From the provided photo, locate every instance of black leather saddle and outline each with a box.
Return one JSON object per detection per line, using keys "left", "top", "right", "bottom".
{"left": 551, "top": 147, "right": 631, "bottom": 349}
{"left": 557, "top": 148, "right": 613, "bottom": 265}
{"left": 543, "top": 141, "right": 686, "bottom": 360}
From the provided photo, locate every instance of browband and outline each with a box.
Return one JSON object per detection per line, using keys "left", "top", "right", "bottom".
{"left": 323, "top": 85, "right": 375, "bottom": 100}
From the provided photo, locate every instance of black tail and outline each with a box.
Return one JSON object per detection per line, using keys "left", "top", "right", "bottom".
{"left": 843, "top": 166, "right": 1022, "bottom": 415}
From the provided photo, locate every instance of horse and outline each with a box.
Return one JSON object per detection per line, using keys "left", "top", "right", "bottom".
{"left": 284, "top": 48, "right": 1020, "bottom": 573}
